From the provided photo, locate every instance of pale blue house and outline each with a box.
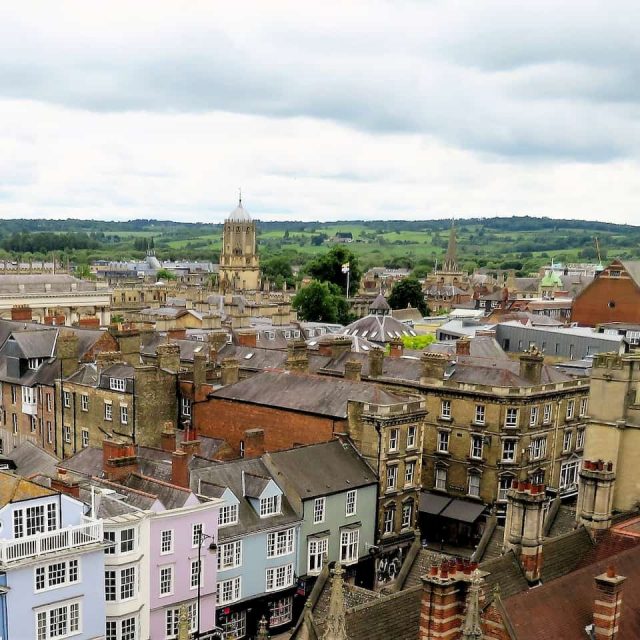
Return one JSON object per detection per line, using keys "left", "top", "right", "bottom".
{"left": 0, "top": 471, "right": 106, "bottom": 640}
{"left": 191, "top": 458, "right": 302, "bottom": 640}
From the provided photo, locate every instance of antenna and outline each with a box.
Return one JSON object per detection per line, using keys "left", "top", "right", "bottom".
{"left": 594, "top": 237, "right": 602, "bottom": 263}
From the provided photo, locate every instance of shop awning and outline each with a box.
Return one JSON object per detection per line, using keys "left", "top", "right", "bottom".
{"left": 440, "top": 499, "right": 486, "bottom": 523}
{"left": 419, "top": 491, "right": 452, "bottom": 515}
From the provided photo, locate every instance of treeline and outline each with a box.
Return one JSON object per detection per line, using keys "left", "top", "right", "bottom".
{"left": 1, "top": 231, "right": 102, "bottom": 253}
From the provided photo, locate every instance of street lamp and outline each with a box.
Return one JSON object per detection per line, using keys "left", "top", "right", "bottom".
{"left": 195, "top": 529, "right": 218, "bottom": 639}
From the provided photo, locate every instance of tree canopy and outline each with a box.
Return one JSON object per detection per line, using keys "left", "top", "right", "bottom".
{"left": 262, "top": 256, "right": 295, "bottom": 289}
{"left": 388, "top": 277, "right": 427, "bottom": 315}
{"left": 306, "top": 245, "right": 362, "bottom": 296}
{"left": 292, "top": 281, "right": 350, "bottom": 324}
{"left": 155, "top": 268, "right": 177, "bottom": 281}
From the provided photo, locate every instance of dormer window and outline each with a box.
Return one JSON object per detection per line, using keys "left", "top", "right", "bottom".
{"left": 260, "top": 495, "right": 281, "bottom": 517}
{"left": 109, "top": 378, "right": 126, "bottom": 392}
{"left": 27, "top": 358, "right": 43, "bottom": 370}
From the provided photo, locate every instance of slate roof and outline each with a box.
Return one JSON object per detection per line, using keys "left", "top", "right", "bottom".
{"left": 540, "top": 527, "right": 595, "bottom": 583}
{"left": 266, "top": 440, "right": 376, "bottom": 500}
{"left": 190, "top": 457, "right": 300, "bottom": 540}
{"left": 369, "top": 294, "right": 391, "bottom": 312}
{"left": 210, "top": 371, "right": 414, "bottom": 419}
{"left": 341, "top": 314, "right": 417, "bottom": 344}
{"left": 5, "top": 441, "right": 59, "bottom": 479}
{"left": 121, "top": 473, "right": 194, "bottom": 510}
{"left": 0, "top": 470, "right": 56, "bottom": 506}
{"left": 504, "top": 543, "right": 640, "bottom": 640}
{"left": 481, "top": 551, "right": 530, "bottom": 599}
{"left": 0, "top": 274, "right": 99, "bottom": 293}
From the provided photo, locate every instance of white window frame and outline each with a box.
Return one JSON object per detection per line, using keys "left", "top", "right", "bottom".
{"left": 34, "top": 559, "right": 80, "bottom": 592}
{"left": 437, "top": 430, "right": 450, "bottom": 453}
{"left": 80, "top": 395, "right": 88, "bottom": 412}
{"left": 260, "top": 495, "right": 281, "bottom": 517}
{"left": 576, "top": 428, "right": 585, "bottom": 450}
{"left": 218, "top": 503, "right": 239, "bottom": 527}
{"left": 120, "top": 528, "right": 135, "bottom": 553}
{"left": 308, "top": 537, "right": 328, "bottom": 575}
{"left": 498, "top": 475, "right": 513, "bottom": 501}
{"left": 345, "top": 489, "right": 357, "bottom": 517}
{"left": 388, "top": 428, "right": 399, "bottom": 452}
{"left": 35, "top": 599, "right": 81, "bottom": 640}
{"left": 109, "top": 378, "right": 126, "bottom": 392}
{"left": 63, "top": 425, "right": 71, "bottom": 444}
{"left": 401, "top": 502, "right": 413, "bottom": 529}
{"left": 104, "top": 401, "right": 113, "bottom": 421}
{"left": 190, "top": 558, "right": 202, "bottom": 590}
{"left": 579, "top": 397, "right": 588, "bottom": 417}
{"left": 265, "top": 563, "right": 294, "bottom": 592}
{"left": 502, "top": 439, "right": 517, "bottom": 462}
{"left": 529, "top": 406, "right": 539, "bottom": 427}
{"left": 386, "top": 464, "right": 398, "bottom": 491}
{"left": 530, "top": 437, "right": 547, "bottom": 460}
{"left": 435, "top": 467, "right": 447, "bottom": 490}
{"left": 160, "top": 529, "right": 173, "bottom": 555}
{"left": 81, "top": 429, "right": 89, "bottom": 448}
{"left": 440, "top": 399, "right": 451, "bottom": 419}
{"left": 217, "top": 540, "right": 242, "bottom": 571}
{"left": 566, "top": 399, "right": 575, "bottom": 420}
{"left": 313, "top": 497, "right": 326, "bottom": 524}
{"left": 181, "top": 397, "right": 192, "bottom": 417}
{"left": 560, "top": 459, "right": 581, "bottom": 491}
{"left": 267, "top": 528, "right": 295, "bottom": 558}
{"left": 269, "top": 596, "right": 293, "bottom": 627}
{"left": 406, "top": 425, "right": 417, "bottom": 449}
{"left": 340, "top": 528, "right": 359, "bottom": 564}
{"left": 62, "top": 390, "right": 71, "bottom": 409}
{"left": 474, "top": 404, "right": 485, "bottom": 425}
{"left": 468, "top": 473, "right": 481, "bottom": 498}
{"left": 217, "top": 576, "right": 241, "bottom": 605}
{"left": 159, "top": 565, "right": 174, "bottom": 597}
{"left": 221, "top": 611, "right": 246, "bottom": 639}
{"left": 563, "top": 430, "right": 573, "bottom": 452}
{"left": 543, "top": 403, "right": 552, "bottom": 424}
{"left": 120, "top": 405, "right": 128, "bottom": 425}
{"left": 505, "top": 407, "right": 519, "bottom": 428}
{"left": 405, "top": 460, "right": 416, "bottom": 486}
{"left": 470, "top": 435, "right": 483, "bottom": 460}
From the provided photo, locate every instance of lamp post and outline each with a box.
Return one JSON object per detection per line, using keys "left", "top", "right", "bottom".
{"left": 195, "top": 528, "right": 218, "bottom": 639}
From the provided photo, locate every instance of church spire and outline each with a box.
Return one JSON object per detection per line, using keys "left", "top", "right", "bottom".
{"left": 442, "top": 220, "right": 458, "bottom": 272}
{"left": 238, "top": 186, "right": 242, "bottom": 206}
{"left": 323, "top": 563, "right": 348, "bottom": 640}
{"left": 461, "top": 569, "right": 483, "bottom": 640}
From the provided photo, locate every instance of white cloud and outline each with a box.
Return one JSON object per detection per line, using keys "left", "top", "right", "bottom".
{"left": 0, "top": 0, "right": 638, "bottom": 222}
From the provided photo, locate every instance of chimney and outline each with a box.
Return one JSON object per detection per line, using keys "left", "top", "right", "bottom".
{"left": 456, "top": 337, "right": 471, "bottom": 356}
{"left": 503, "top": 477, "right": 548, "bottom": 584}
{"left": 156, "top": 343, "right": 181, "bottom": 372}
{"left": 167, "top": 328, "right": 187, "bottom": 341}
{"left": 221, "top": 358, "right": 240, "bottom": 386}
{"left": 286, "top": 340, "right": 309, "bottom": 373}
{"left": 161, "top": 423, "right": 177, "bottom": 452}
{"left": 420, "top": 352, "right": 449, "bottom": 383}
{"left": 111, "top": 328, "right": 142, "bottom": 366}
{"left": 56, "top": 330, "right": 80, "bottom": 378}
{"left": 171, "top": 449, "right": 189, "bottom": 488}
{"left": 519, "top": 347, "right": 544, "bottom": 385}
{"left": 318, "top": 337, "right": 352, "bottom": 358}
{"left": 193, "top": 351, "right": 207, "bottom": 388}
{"left": 237, "top": 329, "right": 257, "bottom": 348}
{"left": 593, "top": 566, "right": 626, "bottom": 640}
{"left": 102, "top": 439, "right": 137, "bottom": 481}
{"left": 344, "top": 359, "right": 362, "bottom": 382}
{"left": 389, "top": 338, "right": 404, "bottom": 358}
{"left": 50, "top": 468, "right": 80, "bottom": 499}
{"left": 577, "top": 460, "right": 616, "bottom": 531}
{"left": 78, "top": 316, "right": 100, "bottom": 329}
{"left": 243, "top": 428, "right": 265, "bottom": 458}
{"left": 181, "top": 427, "right": 201, "bottom": 458}
{"left": 11, "top": 304, "right": 32, "bottom": 322}
{"left": 207, "top": 330, "right": 229, "bottom": 352}
{"left": 419, "top": 563, "right": 483, "bottom": 639}
{"left": 369, "top": 347, "right": 384, "bottom": 378}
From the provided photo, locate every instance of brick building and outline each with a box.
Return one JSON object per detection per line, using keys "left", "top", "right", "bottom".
{"left": 572, "top": 260, "right": 640, "bottom": 326}
{"left": 0, "top": 319, "right": 118, "bottom": 456}
{"left": 55, "top": 344, "right": 179, "bottom": 454}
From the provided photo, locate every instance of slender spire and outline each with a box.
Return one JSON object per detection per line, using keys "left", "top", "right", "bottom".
{"left": 323, "top": 563, "right": 348, "bottom": 640}
{"left": 443, "top": 220, "right": 458, "bottom": 272}
{"left": 239, "top": 187, "right": 242, "bottom": 206}
{"left": 461, "top": 569, "right": 483, "bottom": 640}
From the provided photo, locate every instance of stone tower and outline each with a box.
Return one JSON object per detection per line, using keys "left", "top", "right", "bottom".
{"left": 218, "top": 195, "right": 261, "bottom": 292}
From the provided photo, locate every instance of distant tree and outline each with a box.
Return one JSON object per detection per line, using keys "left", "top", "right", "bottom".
{"left": 307, "top": 245, "right": 361, "bottom": 296}
{"left": 402, "top": 334, "right": 436, "bottom": 350}
{"left": 388, "top": 277, "right": 427, "bottom": 315}
{"left": 155, "top": 268, "right": 176, "bottom": 281}
{"left": 262, "top": 256, "right": 294, "bottom": 287}
{"left": 292, "top": 281, "right": 350, "bottom": 323}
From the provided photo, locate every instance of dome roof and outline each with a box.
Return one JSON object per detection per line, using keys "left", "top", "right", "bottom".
{"left": 227, "top": 201, "right": 251, "bottom": 223}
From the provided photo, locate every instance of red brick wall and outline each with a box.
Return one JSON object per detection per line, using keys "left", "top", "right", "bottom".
{"left": 572, "top": 277, "right": 640, "bottom": 326}
{"left": 81, "top": 331, "right": 119, "bottom": 362}
{"left": 194, "top": 397, "right": 343, "bottom": 456}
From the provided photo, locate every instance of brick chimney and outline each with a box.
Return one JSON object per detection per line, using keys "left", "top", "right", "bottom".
{"left": 504, "top": 477, "right": 547, "bottom": 584}
{"left": 519, "top": 347, "right": 544, "bottom": 385}
{"left": 237, "top": 329, "right": 258, "bottom": 348}
{"left": 593, "top": 566, "right": 626, "bottom": 640}
{"left": 285, "top": 340, "right": 309, "bottom": 373}
{"left": 220, "top": 358, "right": 239, "bottom": 386}
{"left": 181, "top": 422, "right": 201, "bottom": 457}
{"left": 171, "top": 449, "right": 189, "bottom": 488}
{"left": 193, "top": 351, "right": 207, "bottom": 388}
{"left": 456, "top": 337, "right": 471, "bottom": 356}
{"left": 111, "top": 328, "right": 142, "bottom": 366}
{"left": 156, "top": 343, "right": 181, "bottom": 372}
{"left": 243, "top": 428, "right": 265, "bottom": 458}
{"left": 102, "top": 439, "right": 137, "bottom": 481}
{"left": 11, "top": 304, "right": 32, "bottom": 322}
{"left": 318, "top": 337, "right": 352, "bottom": 358}
{"left": 207, "top": 330, "right": 230, "bottom": 352}
{"left": 420, "top": 352, "right": 449, "bottom": 384}
{"left": 167, "top": 328, "right": 187, "bottom": 341}
{"left": 369, "top": 347, "right": 384, "bottom": 378}
{"left": 419, "top": 561, "right": 484, "bottom": 639}
{"left": 161, "top": 423, "right": 177, "bottom": 452}
{"left": 389, "top": 338, "right": 404, "bottom": 358}
{"left": 577, "top": 460, "right": 616, "bottom": 531}
{"left": 344, "top": 359, "right": 362, "bottom": 382}
{"left": 56, "top": 330, "right": 80, "bottom": 378}
{"left": 50, "top": 468, "right": 80, "bottom": 499}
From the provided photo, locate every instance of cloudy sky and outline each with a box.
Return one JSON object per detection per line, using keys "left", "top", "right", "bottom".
{"left": 1, "top": 1, "right": 638, "bottom": 223}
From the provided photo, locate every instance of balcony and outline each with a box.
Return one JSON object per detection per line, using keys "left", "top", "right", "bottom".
{"left": 0, "top": 520, "right": 103, "bottom": 564}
